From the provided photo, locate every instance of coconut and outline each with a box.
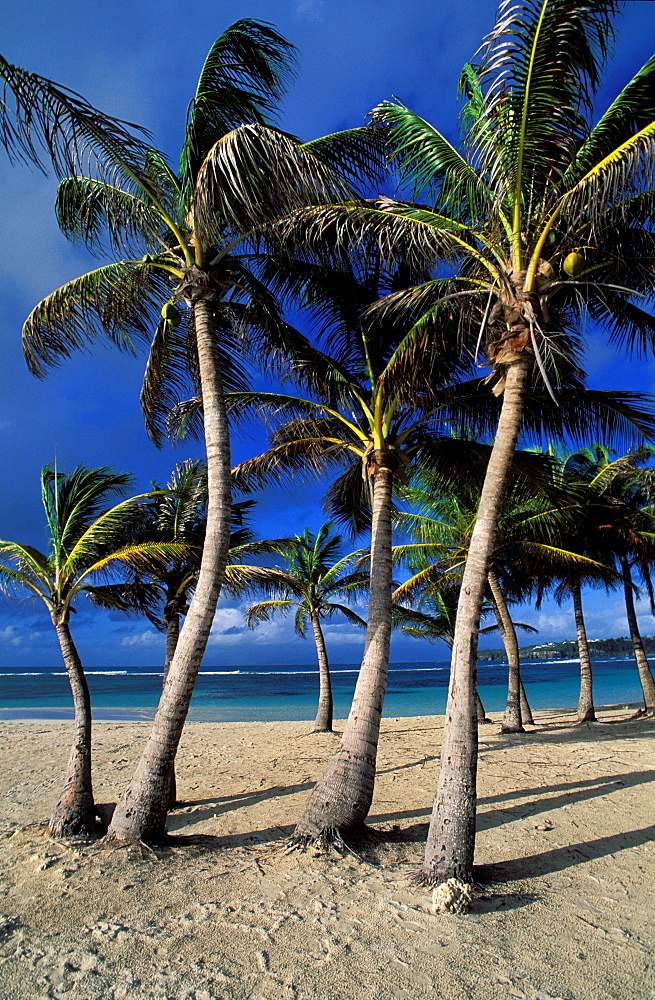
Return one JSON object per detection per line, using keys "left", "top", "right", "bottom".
{"left": 161, "top": 302, "right": 181, "bottom": 328}
{"left": 563, "top": 252, "right": 585, "bottom": 277}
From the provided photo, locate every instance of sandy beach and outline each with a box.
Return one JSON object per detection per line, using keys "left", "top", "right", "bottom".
{"left": 0, "top": 708, "right": 653, "bottom": 1000}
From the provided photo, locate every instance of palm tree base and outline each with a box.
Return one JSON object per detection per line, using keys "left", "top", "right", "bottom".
{"left": 48, "top": 796, "right": 97, "bottom": 839}
{"left": 411, "top": 862, "right": 475, "bottom": 889}
{"left": 291, "top": 747, "right": 376, "bottom": 842}
{"left": 500, "top": 723, "right": 526, "bottom": 734}
{"left": 287, "top": 820, "right": 370, "bottom": 855}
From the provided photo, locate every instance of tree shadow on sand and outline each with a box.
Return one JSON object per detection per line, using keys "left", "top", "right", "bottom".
{"left": 367, "top": 767, "right": 653, "bottom": 832}
{"left": 475, "top": 824, "right": 655, "bottom": 885}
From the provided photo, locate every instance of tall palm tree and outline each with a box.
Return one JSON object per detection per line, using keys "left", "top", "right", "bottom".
{"left": 245, "top": 523, "right": 368, "bottom": 733}
{"left": 21, "top": 22, "right": 384, "bottom": 844}
{"left": 299, "top": 0, "right": 655, "bottom": 885}
{"left": 0, "top": 464, "right": 179, "bottom": 837}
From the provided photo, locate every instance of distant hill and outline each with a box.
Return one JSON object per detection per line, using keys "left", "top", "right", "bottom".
{"left": 477, "top": 636, "right": 653, "bottom": 662}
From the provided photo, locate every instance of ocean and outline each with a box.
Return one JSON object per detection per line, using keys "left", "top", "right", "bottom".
{"left": 0, "top": 656, "right": 647, "bottom": 722}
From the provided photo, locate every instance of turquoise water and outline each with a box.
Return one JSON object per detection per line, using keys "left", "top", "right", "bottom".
{"left": 0, "top": 657, "right": 646, "bottom": 722}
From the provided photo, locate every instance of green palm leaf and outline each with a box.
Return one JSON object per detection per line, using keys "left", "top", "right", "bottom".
{"left": 370, "top": 100, "right": 494, "bottom": 222}
{"left": 567, "top": 53, "right": 655, "bottom": 186}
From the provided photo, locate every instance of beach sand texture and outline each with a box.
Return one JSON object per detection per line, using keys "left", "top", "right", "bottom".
{"left": 0, "top": 709, "right": 653, "bottom": 1000}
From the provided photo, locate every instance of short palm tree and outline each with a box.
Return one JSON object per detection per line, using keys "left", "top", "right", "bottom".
{"left": 306, "top": 0, "right": 655, "bottom": 885}
{"left": 391, "top": 457, "right": 569, "bottom": 733}
{"left": 564, "top": 445, "right": 655, "bottom": 714}
{"left": 392, "top": 579, "right": 494, "bottom": 723}
{"left": 0, "top": 464, "right": 179, "bottom": 837}
{"left": 245, "top": 523, "right": 368, "bottom": 733}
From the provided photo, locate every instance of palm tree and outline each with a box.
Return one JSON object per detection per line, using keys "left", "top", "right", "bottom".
{"left": 215, "top": 251, "right": 496, "bottom": 844}
{"left": 306, "top": 0, "right": 655, "bottom": 885}
{"left": 391, "top": 459, "right": 564, "bottom": 733}
{"left": 21, "top": 23, "right": 383, "bottom": 844}
{"left": 90, "top": 460, "right": 286, "bottom": 804}
{"left": 392, "top": 579, "right": 493, "bottom": 723}
{"left": 524, "top": 445, "right": 618, "bottom": 722}
{"left": 0, "top": 464, "right": 179, "bottom": 837}
{"left": 563, "top": 445, "right": 655, "bottom": 714}
{"left": 245, "top": 523, "right": 368, "bottom": 733}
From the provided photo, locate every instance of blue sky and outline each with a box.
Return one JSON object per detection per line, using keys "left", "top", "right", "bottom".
{"left": 1, "top": 1, "right": 655, "bottom": 669}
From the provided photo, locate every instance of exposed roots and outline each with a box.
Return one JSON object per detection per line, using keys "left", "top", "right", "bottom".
{"left": 285, "top": 826, "right": 366, "bottom": 860}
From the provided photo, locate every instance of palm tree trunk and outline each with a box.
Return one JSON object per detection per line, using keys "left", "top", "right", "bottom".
{"left": 619, "top": 554, "right": 655, "bottom": 713}
{"left": 292, "top": 456, "right": 394, "bottom": 842}
{"left": 164, "top": 610, "right": 181, "bottom": 807}
{"left": 49, "top": 620, "right": 96, "bottom": 837}
{"left": 519, "top": 680, "right": 533, "bottom": 725}
{"left": 310, "top": 611, "right": 333, "bottom": 733}
{"left": 107, "top": 286, "right": 232, "bottom": 842}
{"left": 572, "top": 581, "right": 596, "bottom": 722}
{"left": 419, "top": 355, "right": 531, "bottom": 885}
{"left": 475, "top": 691, "right": 491, "bottom": 723}
{"left": 487, "top": 569, "right": 524, "bottom": 733}
{"left": 164, "top": 614, "right": 180, "bottom": 677}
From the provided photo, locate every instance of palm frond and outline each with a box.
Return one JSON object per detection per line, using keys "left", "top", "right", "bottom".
{"left": 0, "top": 54, "right": 151, "bottom": 177}
{"left": 140, "top": 312, "right": 197, "bottom": 447}
{"left": 194, "top": 124, "right": 354, "bottom": 241}
{"left": 324, "top": 603, "right": 367, "bottom": 629}
{"left": 370, "top": 100, "right": 493, "bottom": 222}
{"left": 302, "top": 125, "right": 388, "bottom": 191}
{"left": 245, "top": 598, "right": 295, "bottom": 628}
{"left": 179, "top": 20, "right": 296, "bottom": 205}
{"left": 22, "top": 261, "right": 172, "bottom": 377}
{"left": 55, "top": 176, "right": 169, "bottom": 257}
{"left": 472, "top": 0, "right": 619, "bottom": 207}
{"left": 40, "top": 464, "right": 133, "bottom": 561}
{"left": 567, "top": 53, "right": 655, "bottom": 186}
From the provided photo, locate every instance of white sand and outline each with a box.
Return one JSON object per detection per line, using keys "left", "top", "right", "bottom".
{"left": 0, "top": 708, "right": 653, "bottom": 999}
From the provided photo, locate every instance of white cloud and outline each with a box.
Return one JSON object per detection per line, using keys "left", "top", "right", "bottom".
{"left": 0, "top": 625, "right": 22, "bottom": 646}
{"left": 120, "top": 630, "right": 162, "bottom": 648}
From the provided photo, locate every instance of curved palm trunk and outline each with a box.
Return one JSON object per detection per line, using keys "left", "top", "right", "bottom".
{"left": 107, "top": 288, "right": 232, "bottom": 842}
{"left": 475, "top": 691, "right": 491, "bottom": 723}
{"left": 619, "top": 554, "right": 655, "bottom": 713}
{"left": 293, "top": 458, "right": 394, "bottom": 841}
{"left": 519, "top": 680, "right": 533, "bottom": 725}
{"left": 49, "top": 620, "right": 96, "bottom": 837}
{"left": 420, "top": 355, "right": 531, "bottom": 884}
{"left": 310, "top": 611, "right": 333, "bottom": 733}
{"left": 571, "top": 581, "right": 596, "bottom": 722}
{"left": 163, "top": 609, "right": 181, "bottom": 807}
{"left": 487, "top": 569, "right": 524, "bottom": 733}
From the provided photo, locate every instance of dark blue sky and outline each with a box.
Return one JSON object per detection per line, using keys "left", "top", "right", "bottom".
{"left": 1, "top": 1, "right": 655, "bottom": 669}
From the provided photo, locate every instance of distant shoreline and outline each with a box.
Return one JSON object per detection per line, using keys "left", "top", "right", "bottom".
{"left": 0, "top": 699, "right": 643, "bottom": 724}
